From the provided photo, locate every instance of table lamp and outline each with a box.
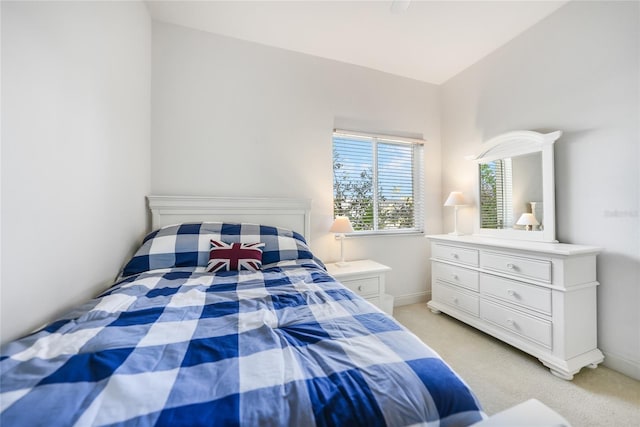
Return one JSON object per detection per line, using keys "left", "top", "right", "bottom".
{"left": 330, "top": 216, "right": 354, "bottom": 267}
{"left": 516, "top": 213, "right": 540, "bottom": 231}
{"left": 444, "top": 191, "right": 466, "bottom": 236}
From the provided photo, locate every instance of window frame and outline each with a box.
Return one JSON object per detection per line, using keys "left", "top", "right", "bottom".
{"left": 332, "top": 129, "right": 425, "bottom": 236}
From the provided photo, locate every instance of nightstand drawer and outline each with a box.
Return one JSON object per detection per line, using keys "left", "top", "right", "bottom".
{"left": 433, "top": 281, "right": 479, "bottom": 316}
{"left": 342, "top": 277, "right": 380, "bottom": 297}
{"left": 432, "top": 243, "right": 479, "bottom": 267}
{"left": 481, "top": 251, "right": 551, "bottom": 283}
{"left": 481, "top": 274, "right": 551, "bottom": 315}
{"left": 481, "top": 299, "right": 552, "bottom": 349}
{"left": 433, "top": 262, "right": 479, "bottom": 292}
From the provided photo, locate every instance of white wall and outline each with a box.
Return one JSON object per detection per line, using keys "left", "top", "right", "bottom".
{"left": 511, "top": 153, "right": 543, "bottom": 223}
{"left": 1, "top": 1, "right": 151, "bottom": 344}
{"left": 151, "top": 22, "right": 442, "bottom": 304}
{"left": 441, "top": 1, "right": 639, "bottom": 379}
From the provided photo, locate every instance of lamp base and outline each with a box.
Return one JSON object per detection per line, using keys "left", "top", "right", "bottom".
{"left": 448, "top": 231, "right": 464, "bottom": 236}
{"left": 334, "top": 261, "right": 350, "bottom": 267}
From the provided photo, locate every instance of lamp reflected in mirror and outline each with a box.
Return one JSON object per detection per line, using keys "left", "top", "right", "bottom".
{"left": 516, "top": 213, "right": 540, "bottom": 231}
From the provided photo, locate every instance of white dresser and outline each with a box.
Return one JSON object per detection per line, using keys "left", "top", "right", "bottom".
{"left": 427, "top": 234, "right": 603, "bottom": 380}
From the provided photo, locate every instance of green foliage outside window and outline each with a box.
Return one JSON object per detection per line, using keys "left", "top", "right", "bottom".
{"left": 480, "top": 162, "right": 499, "bottom": 229}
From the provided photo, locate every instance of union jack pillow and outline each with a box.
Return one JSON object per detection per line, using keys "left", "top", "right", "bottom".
{"left": 206, "top": 240, "right": 265, "bottom": 273}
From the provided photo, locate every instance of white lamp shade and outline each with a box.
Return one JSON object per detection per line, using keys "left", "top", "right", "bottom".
{"left": 330, "top": 216, "right": 354, "bottom": 233}
{"left": 516, "top": 213, "right": 540, "bottom": 226}
{"left": 444, "top": 191, "right": 466, "bottom": 206}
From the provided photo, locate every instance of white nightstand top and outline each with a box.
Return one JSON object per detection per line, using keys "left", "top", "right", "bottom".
{"left": 325, "top": 259, "right": 391, "bottom": 278}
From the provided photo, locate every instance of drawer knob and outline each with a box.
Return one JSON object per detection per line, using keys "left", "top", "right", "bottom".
{"left": 506, "top": 263, "right": 515, "bottom": 270}
{"left": 451, "top": 253, "right": 459, "bottom": 259}
{"left": 452, "top": 274, "right": 459, "bottom": 280}
{"left": 506, "top": 318, "right": 515, "bottom": 326}
{"left": 507, "top": 289, "right": 516, "bottom": 297}
{"left": 358, "top": 285, "right": 363, "bottom": 291}
{"left": 452, "top": 297, "right": 459, "bottom": 304}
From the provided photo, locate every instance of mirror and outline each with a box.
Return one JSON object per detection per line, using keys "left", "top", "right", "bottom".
{"left": 479, "top": 152, "right": 543, "bottom": 230}
{"left": 470, "top": 130, "right": 561, "bottom": 242}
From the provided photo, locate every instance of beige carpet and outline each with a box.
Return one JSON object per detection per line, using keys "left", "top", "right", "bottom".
{"left": 394, "top": 303, "right": 640, "bottom": 426}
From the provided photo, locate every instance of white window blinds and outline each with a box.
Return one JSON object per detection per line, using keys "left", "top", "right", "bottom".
{"left": 480, "top": 159, "right": 513, "bottom": 229}
{"left": 332, "top": 131, "right": 424, "bottom": 234}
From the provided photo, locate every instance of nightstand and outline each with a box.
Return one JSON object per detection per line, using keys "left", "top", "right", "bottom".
{"left": 325, "top": 259, "right": 394, "bottom": 316}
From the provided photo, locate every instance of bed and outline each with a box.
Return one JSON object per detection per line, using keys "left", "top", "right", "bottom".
{"left": 1, "top": 196, "right": 486, "bottom": 426}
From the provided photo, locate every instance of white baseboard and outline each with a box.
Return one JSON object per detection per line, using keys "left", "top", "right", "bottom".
{"left": 394, "top": 291, "right": 431, "bottom": 306}
{"left": 601, "top": 350, "right": 640, "bottom": 380}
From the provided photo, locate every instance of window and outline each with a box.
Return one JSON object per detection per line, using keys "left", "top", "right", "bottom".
{"left": 479, "top": 159, "right": 513, "bottom": 229}
{"left": 332, "top": 130, "right": 424, "bottom": 234}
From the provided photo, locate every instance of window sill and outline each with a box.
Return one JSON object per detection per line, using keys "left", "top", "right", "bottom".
{"left": 339, "top": 230, "right": 425, "bottom": 238}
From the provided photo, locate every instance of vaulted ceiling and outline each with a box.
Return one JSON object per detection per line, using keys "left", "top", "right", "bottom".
{"left": 146, "top": 0, "right": 568, "bottom": 84}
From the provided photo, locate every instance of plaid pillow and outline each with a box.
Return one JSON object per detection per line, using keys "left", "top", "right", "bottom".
{"left": 121, "top": 222, "right": 316, "bottom": 277}
{"left": 206, "top": 240, "right": 265, "bottom": 273}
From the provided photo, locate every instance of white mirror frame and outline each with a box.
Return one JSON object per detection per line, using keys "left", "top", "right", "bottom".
{"left": 468, "top": 130, "right": 561, "bottom": 243}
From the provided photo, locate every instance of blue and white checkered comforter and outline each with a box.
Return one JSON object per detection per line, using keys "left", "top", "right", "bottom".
{"left": 1, "top": 224, "right": 485, "bottom": 426}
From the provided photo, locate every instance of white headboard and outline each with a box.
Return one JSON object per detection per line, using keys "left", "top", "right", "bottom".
{"left": 147, "top": 195, "right": 312, "bottom": 242}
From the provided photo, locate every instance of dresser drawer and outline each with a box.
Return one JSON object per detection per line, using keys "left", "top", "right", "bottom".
{"left": 433, "top": 282, "right": 479, "bottom": 317}
{"left": 481, "top": 300, "right": 552, "bottom": 348}
{"left": 480, "top": 274, "right": 551, "bottom": 315}
{"left": 341, "top": 277, "right": 380, "bottom": 297}
{"left": 433, "top": 262, "right": 479, "bottom": 292}
{"left": 432, "top": 244, "right": 479, "bottom": 267}
{"left": 481, "top": 251, "right": 551, "bottom": 283}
